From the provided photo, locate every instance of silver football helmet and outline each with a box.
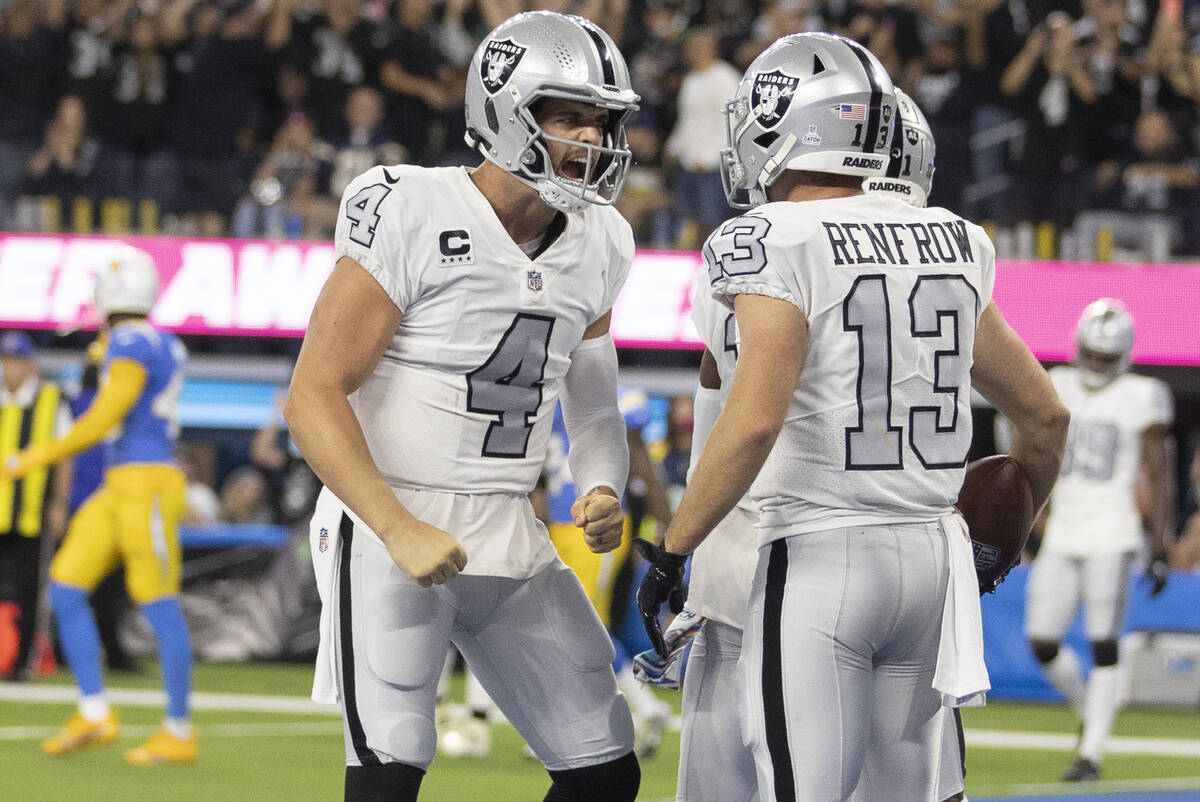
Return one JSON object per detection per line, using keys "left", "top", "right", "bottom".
{"left": 464, "top": 11, "right": 640, "bottom": 214}
{"left": 862, "top": 89, "right": 935, "bottom": 207}
{"left": 1075, "top": 298, "right": 1134, "bottom": 389}
{"left": 721, "top": 32, "right": 896, "bottom": 208}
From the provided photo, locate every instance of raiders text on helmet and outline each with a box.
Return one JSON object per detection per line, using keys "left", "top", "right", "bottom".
{"left": 95, "top": 247, "right": 159, "bottom": 319}
{"left": 464, "top": 11, "right": 640, "bottom": 214}
{"left": 1075, "top": 298, "right": 1135, "bottom": 389}
{"left": 721, "top": 32, "right": 896, "bottom": 208}
{"left": 862, "top": 88, "right": 935, "bottom": 207}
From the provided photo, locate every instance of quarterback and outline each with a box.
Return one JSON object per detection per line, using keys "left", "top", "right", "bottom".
{"left": 285, "top": 12, "right": 642, "bottom": 801}
{"left": 1025, "top": 298, "right": 1173, "bottom": 782}
{"left": 3, "top": 249, "right": 194, "bottom": 765}
{"left": 637, "top": 32, "right": 1068, "bottom": 800}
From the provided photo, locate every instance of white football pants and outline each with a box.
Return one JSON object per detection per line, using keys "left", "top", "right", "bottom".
{"left": 740, "top": 522, "right": 950, "bottom": 801}
{"left": 332, "top": 512, "right": 634, "bottom": 772}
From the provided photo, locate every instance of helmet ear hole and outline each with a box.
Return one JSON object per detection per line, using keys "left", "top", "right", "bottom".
{"left": 754, "top": 131, "right": 780, "bottom": 149}
{"left": 484, "top": 98, "right": 500, "bottom": 134}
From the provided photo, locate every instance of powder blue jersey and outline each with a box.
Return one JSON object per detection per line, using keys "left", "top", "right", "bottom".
{"left": 102, "top": 321, "right": 187, "bottom": 467}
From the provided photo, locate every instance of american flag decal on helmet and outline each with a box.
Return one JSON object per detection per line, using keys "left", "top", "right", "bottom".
{"left": 838, "top": 103, "right": 867, "bottom": 120}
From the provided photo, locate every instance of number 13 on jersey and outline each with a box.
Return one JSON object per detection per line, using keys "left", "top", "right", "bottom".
{"left": 844, "top": 273, "right": 978, "bottom": 471}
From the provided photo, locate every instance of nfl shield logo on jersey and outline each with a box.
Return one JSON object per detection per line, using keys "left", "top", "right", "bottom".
{"left": 318, "top": 527, "right": 329, "bottom": 553}
{"left": 481, "top": 39, "right": 527, "bottom": 94}
{"left": 526, "top": 270, "right": 543, "bottom": 292}
{"left": 751, "top": 70, "right": 798, "bottom": 129}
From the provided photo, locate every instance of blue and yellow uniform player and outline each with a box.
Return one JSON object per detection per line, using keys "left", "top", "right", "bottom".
{"left": 2, "top": 248, "right": 194, "bottom": 765}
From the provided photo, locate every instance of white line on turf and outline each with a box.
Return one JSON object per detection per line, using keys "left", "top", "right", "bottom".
{"left": 969, "top": 775, "right": 1200, "bottom": 796}
{"left": 0, "top": 722, "right": 343, "bottom": 741}
{"left": 0, "top": 684, "right": 339, "bottom": 714}
{"left": 967, "top": 728, "right": 1200, "bottom": 758}
{"left": 7, "top": 685, "right": 1200, "bottom": 763}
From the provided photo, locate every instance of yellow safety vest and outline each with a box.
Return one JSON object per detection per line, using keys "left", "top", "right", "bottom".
{"left": 0, "top": 382, "right": 61, "bottom": 537}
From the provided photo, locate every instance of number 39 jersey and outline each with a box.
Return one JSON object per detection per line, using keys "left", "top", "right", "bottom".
{"left": 1042, "top": 366, "right": 1173, "bottom": 556}
{"left": 701, "top": 193, "right": 995, "bottom": 542}
{"left": 334, "top": 164, "right": 633, "bottom": 495}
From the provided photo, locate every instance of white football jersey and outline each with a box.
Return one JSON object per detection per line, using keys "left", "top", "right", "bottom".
{"left": 686, "top": 284, "right": 761, "bottom": 629}
{"left": 702, "top": 194, "right": 995, "bottom": 543}
{"left": 335, "top": 164, "right": 634, "bottom": 496}
{"left": 1042, "top": 366, "right": 1173, "bottom": 556}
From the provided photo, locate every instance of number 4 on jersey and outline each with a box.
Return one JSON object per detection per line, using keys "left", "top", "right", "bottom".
{"left": 467, "top": 314, "right": 556, "bottom": 458}
{"left": 344, "top": 184, "right": 391, "bottom": 247}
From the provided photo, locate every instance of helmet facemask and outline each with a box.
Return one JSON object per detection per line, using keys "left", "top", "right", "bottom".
{"left": 1074, "top": 299, "right": 1134, "bottom": 390}
{"left": 515, "top": 90, "right": 635, "bottom": 213}
{"left": 464, "top": 12, "right": 640, "bottom": 215}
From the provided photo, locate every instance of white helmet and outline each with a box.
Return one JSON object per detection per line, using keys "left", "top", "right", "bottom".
{"left": 1075, "top": 298, "right": 1134, "bottom": 389}
{"left": 721, "top": 32, "right": 896, "bottom": 209}
{"left": 862, "top": 89, "right": 935, "bottom": 207}
{"left": 463, "top": 11, "right": 640, "bottom": 214}
{"left": 94, "top": 247, "right": 159, "bottom": 319}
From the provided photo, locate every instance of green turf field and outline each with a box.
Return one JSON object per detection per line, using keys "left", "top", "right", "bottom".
{"left": 2, "top": 662, "right": 1199, "bottom": 800}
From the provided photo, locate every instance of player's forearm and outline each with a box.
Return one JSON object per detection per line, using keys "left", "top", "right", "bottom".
{"left": 1142, "top": 429, "right": 1172, "bottom": 555}
{"left": 562, "top": 331, "right": 629, "bottom": 497}
{"left": 663, "top": 399, "right": 778, "bottom": 556}
{"left": 283, "top": 383, "right": 419, "bottom": 542}
{"left": 973, "top": 303, "right": 1070, "bottom": 513}
{"left": 662, "top": 294, "right": 804, "bottom": 555}
{"left": 17, "top": 365, "right": 141, "bottom": 473}
{"left": 1010, "top": 421, "right": 1068, "bottom": 516}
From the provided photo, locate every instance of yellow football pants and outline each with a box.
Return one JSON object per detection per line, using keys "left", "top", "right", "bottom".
{"left": 51, "top": 464, "right": 186, "bottom": 603}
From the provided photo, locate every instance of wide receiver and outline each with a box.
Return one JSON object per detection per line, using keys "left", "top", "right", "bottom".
{"left": 635, "top": 84, "right": 974, "bottom": 802}
{"left": 286, "top": 11, "right": 643, "bottom": 801}
{"left": 1025, "top": 298, "right": 1173, "bottom": 782}
{"left": 636, "top": 32, "right": 1068, "bottom": 800}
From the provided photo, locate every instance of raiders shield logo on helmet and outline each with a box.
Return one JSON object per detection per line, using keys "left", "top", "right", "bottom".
{"left": 481, "top": 39, "right": 527, "bottom": 94}
{"left": 751, "top": 69, "right": 798, "bottom": 129}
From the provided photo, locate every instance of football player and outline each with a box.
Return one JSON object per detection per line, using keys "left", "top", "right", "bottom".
{"left": 636, "top": 32, "right": 1069, "bottom": 800}
{"left": 285, "top": 12, "right": 642, "bottom": 801}
{"left": 1024, "top": 298, "right": 1173, "bottom": 782}
{"left": 639, "top": 87, "right": 970, "bottom": 802}
{"left": 2, "top": 249, "right": 194, "bottom": 764}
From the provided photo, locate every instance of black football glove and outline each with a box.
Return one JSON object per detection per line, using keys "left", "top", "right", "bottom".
{"left": 1145, "top": 552, "right": 1170, "bottom": 597}
{"left": 633, "top": 538, "right": 688, "bottom": 658}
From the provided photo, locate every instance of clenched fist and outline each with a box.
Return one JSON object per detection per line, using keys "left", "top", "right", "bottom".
{"left": 381, "top": 519, "right": 468, "bottom": 588}
{"left": 571, "top": 490, "right": 624, "bottom": 553}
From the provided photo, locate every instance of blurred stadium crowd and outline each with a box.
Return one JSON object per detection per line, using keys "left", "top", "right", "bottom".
{"left": 1, "top": 0, "right": 1198, "bottom": 259}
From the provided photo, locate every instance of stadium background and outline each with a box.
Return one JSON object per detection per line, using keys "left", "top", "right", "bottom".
{"left": 2, "top": 0, "right": 1200, "bottom": 799}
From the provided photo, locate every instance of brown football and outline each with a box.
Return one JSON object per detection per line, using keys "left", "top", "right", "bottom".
{"left": 956, "top": 454, "right": 1035, "bottom": 593}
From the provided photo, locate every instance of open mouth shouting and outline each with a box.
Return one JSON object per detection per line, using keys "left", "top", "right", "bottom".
{"left": 559, "top": 155, "right": 589, "bottom": 183}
